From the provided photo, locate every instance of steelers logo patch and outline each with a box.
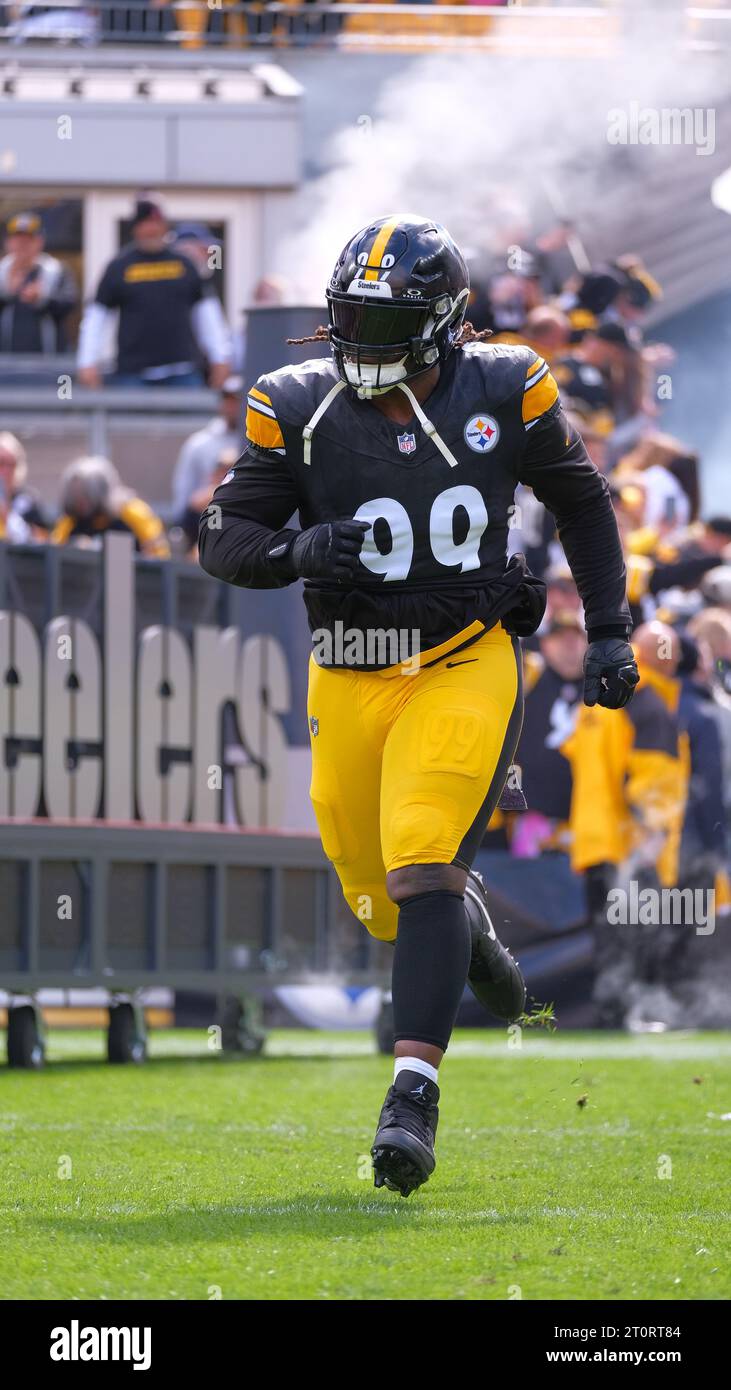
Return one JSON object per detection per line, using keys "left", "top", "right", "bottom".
{"left": 464, "top": 413, "right": 500, "bottom": 453}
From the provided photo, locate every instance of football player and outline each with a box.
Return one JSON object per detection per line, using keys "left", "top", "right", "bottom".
{"left": 199, "top": 214, "right": 639, "bottom": 1197}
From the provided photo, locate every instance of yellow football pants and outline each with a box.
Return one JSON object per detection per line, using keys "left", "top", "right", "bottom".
{"left": 307, "top": 623, "right": 523, "bottom": 941}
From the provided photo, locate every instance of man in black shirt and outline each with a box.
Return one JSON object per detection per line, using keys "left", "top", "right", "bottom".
{"left": 77, "top": 197, "right": 231, "bottom": 388}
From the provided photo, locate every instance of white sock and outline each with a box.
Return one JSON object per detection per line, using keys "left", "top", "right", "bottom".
{"left": 394, "top": 1056, "right": 439, "bottom": 1085}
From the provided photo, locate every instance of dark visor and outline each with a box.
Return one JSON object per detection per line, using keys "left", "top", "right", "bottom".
{"left": 329, "top": 295, "right": 430, "bottom": 347}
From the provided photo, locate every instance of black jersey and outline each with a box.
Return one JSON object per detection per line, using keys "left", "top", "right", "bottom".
{"left": 95, "top": 244, "right": 203, "bottom": 375}
{"left": 518, "top": 660, "right": 582, "bottom": 820}
{"left": 199, "top": 343, "right": 630, "bottom": 669}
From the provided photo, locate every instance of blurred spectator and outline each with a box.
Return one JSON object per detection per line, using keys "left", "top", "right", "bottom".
{"left": 233, "top": 273, "right": 292, "bottom": 377}
{"left": 521, "top": 304, "right": 571, "bottom": 363}
{"left": 156, "top": 0, "right": 249, "bottom": 49}
{"left": 6, "top": 2, "right": 98, "bottom": 42}
{"left": 613, "top": 491, "right": 731, "bottom": 628}
{"left": 0, "top": 431, "right": 49, "bottom": 542}
{"left": 569, "top": 414, "right": 609, "bottom": 474}
{"left": 173, "top": 222, "right": 221, "bottom": 282}
{"left": 701, "top": 563, "right": 731, "bottom": 609}
{"left": 607, "top": 254, "right": 663, "bottom": 340}
{"left": 174, "top": 446, "right": 238, "bottom": 557}
{"left": 560, "top": 255, "right": 662, "bottom": 346}
{"left": 483, "top": 250, "right": 544, "bottom": 334}
{"left": 171, "top": 374, "right": 244, "bottom": 518}
{"left": 0, "top": 212, "right": 77, "bottom": 353}
{"left": 51, "top": 456, "right": 170, "bottom": 557}
{"left": 687, "top": 607, "right": 731, "bottom": 808}
{"left": 249, "top": 273, "right": 291, "bottom": 306}
{"left": 77, "top": 196, "right": 232, "bottom": 389}
{"left": 512, "top": 610, "right": 585, "bottom": 858}
{"left": 688, "top": 608, "right": 731, "bottom": 704}
{"left": 562, "top": 620, "right": 688, "bottom": 1026}
{"left": 507, "top": 481, "right": 554, "bottom": 578}
{"left": 543, "top": 561, "right": 581, "bottom": 622}
{"left": 614, "top": 433, "right": 699, "bottom": 529}
{"left": 554, "top": 322, "right": 639, "bottom": 433}
{"left": 677, "top": 634, "right": 727, "bottom": 887}
{"left": 172, "top": 222, "right": 231, "bottom": 381}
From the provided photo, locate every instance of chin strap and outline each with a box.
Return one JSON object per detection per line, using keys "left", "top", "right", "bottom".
{"left": 301, "top": 373, "right": 461, "bottom": 469}
{"left": 302, "top": 379, "right": 346, "bottom": 465}
{"left": 395, "top": 381, "right": 460, "bottom": 469}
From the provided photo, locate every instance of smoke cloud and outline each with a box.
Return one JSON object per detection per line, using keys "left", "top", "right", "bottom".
{"left": 276, "top": 31, "right": 728, "bottom": 308}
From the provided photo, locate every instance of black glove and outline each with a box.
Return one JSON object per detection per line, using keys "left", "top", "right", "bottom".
{"left": 275, "top": 519, "right": 369, "bottom": 581}
{"left": 583, "top": 638, "right": 639, "bottom": 709}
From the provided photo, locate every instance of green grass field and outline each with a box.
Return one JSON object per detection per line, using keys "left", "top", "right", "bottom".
{"left": 1, "top": 1029, "right": 729, "bottom": 1301}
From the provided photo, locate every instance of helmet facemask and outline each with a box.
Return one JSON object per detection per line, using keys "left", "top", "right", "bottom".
{"left": 327, "top": 287, "right": 468, "bottom": 396}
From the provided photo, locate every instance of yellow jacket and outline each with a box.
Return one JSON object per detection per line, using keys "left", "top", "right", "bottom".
{"left": 561, "top": 661, "right": 688, "bottom": 885}
{"left": 51, "top": 496, "right": 169, "bottom": 558}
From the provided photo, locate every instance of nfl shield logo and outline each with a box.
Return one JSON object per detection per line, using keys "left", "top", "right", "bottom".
{"left": 309, "top": 715, "right": 319, "bottom": 737}
{"left": 397, "top": 432, "right": 416, "bottom": 455}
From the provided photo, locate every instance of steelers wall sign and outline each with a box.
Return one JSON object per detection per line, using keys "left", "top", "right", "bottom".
{"left": 464, "top": 413, "right": 500, "bottom": 453}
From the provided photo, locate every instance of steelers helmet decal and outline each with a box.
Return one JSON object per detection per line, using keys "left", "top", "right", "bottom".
{"left": 326, "top": 214, "right": 469, "bottom": 393}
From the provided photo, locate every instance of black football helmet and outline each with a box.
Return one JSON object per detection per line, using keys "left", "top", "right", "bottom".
{"left": 326, "top": 213, "right": 470, "bottom": 393}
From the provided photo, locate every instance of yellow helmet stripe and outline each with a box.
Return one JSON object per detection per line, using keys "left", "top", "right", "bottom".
{"left": 363, "top": 216, "right": 400, "bottom": 282}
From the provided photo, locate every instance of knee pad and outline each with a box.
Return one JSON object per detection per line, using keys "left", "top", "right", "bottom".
{"left": 384, "top": 794, "right": 458, "bottom": 870}
{"left": 343, "top": 885, "right": 398, "bottom": 942}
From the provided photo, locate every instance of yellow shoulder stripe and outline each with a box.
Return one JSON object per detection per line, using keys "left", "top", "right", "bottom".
{"left": 248, "top": 386, "right": 273, "bottom": 407}
{"left": 526, "top": 355, "right": 546, "bottom": 378}
{"left": 246, "top": 404, "right": 285, "bottom": 451}
{"left": 522, "top": 369, "right": 560, "bottom": 425}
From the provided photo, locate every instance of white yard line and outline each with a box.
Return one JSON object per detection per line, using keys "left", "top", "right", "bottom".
{"left": 40, "top": 1030, "right": 731, "bottom": 1063}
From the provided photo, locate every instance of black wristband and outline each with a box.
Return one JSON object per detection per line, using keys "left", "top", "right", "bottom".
{"left": 586, "top": 624, "right": 633, "bottom": 644}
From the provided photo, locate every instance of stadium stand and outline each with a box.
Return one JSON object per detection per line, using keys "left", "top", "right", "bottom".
{"left": 1, "top": 0, "right": 731, "bottom": 1059}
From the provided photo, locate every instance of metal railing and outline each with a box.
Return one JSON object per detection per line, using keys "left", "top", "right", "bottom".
{"left": 0, "top": 5, "right": 728, "bottom": 55}
{"left": 0, "top": 3, "right": 633, "bottom": 55}
{"left": 0, "top": 819, "right": 388, "bottom": 991}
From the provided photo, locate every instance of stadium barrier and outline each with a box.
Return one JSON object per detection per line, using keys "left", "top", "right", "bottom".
{"left": 0, "top": 532, "right": 597, "bottom": 1066}
{"left": 0, "top": 533, "right": 389, "bottom": 1065}
{"left": 0, "top": 311, "right": 328, "bottom": 508}
{"left": 0, "top": 818, "right": 389, "bottom": 1065}
{"left": 0, "top": 370, "right": 218, "bottom": 508}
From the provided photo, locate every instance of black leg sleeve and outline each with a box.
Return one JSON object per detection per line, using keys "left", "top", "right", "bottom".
{"left": 392, "top": 891, "right": 472, "bottom": 1052}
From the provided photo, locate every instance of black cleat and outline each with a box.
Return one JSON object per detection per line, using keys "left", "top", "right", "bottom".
{"left": 465, "top": 869, "right": 526, "bottom": 1022}
{"left": 371, "top": 1070, "right": 439, "bottom": 1198}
